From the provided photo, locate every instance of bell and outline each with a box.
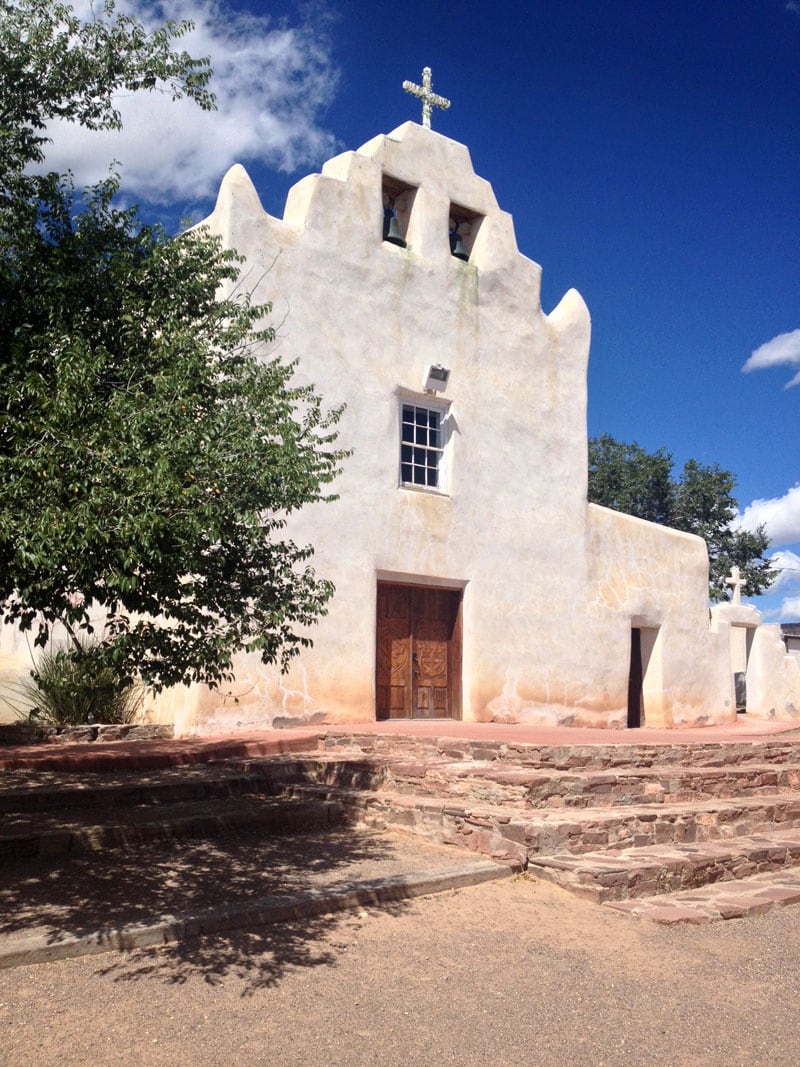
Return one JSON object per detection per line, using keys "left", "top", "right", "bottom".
{"left": 383, "top": 206, "right": 406, "bottom": 247}
{"left": 449, "top": 225, "right": 469, "bottom": 261}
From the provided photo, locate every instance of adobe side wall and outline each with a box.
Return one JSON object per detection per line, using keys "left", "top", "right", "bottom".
{"left": 710, "top": 602, "right": 800, "bottom": 721}
{"left": 585, "top": 504, "right": 734, "bottom": 727}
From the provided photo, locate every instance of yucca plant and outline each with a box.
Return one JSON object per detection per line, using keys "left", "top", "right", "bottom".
{"left": 19, "top": 641, "right": 143, "bottom": 727}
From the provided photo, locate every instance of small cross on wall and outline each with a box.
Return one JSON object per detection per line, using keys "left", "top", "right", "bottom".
{"left": 726, "top": 565, "right": 747, "bottom": 605}
{"left": 403, "top": 66, "right": 451, "bottom": 129}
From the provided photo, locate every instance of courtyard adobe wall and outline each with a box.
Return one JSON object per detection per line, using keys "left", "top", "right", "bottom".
{"left": 586, "top": 505, "right": 734, "bottom": 727}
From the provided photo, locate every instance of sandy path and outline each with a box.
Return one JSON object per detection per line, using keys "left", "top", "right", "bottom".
{"left": 2, "top": 871, "right": 799, "bottom": 1066}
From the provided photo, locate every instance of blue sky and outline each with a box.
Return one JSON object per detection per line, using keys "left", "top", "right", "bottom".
{"left": 50, "top": 0, "right": 800, "bottom": 619}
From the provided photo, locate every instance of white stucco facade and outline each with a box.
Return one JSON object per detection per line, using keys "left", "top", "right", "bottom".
{"left": 2, "top": 122, "right": 798, "bottom": 733}
{"left": 148, "top": 121, "right": 800, "bottom": 734}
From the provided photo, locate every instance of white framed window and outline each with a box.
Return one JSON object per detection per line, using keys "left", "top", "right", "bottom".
{"left": 400, "top": 400, "right": 449, "bottom": 492}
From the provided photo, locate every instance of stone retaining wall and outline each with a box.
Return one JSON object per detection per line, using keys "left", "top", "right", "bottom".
{"left": 0, "top": 723, "right": 174, "bottom": 746}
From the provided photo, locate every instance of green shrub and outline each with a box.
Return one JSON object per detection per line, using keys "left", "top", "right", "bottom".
{"left": 20, "top": 642, "right": 143, "bottom": 727}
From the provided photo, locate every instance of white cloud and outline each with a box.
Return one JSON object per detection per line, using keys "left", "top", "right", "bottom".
{"left": 767, "top": 549, "right": 800, "bottom": 592}
{"left": 742, "top": 329, "right": 800, "bottom": 389}
{"left": 40, "top": 0, "right": 340, "bottom": 205}
{"left": 780, "top": 596, "right": 800, "bottom": 621}
{"left": 738, "top": 484, "right": 800, "bottom": 545}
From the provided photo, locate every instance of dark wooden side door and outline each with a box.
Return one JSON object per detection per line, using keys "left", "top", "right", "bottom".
{"left": 627, "top": 627, "right": 643, "bottom": 728}
{"left": 376, "top": 583, "right": 462, "bottom": 720}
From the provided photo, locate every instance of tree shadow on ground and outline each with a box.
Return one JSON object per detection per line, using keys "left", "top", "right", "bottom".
{"left": 91, "top": 900, "right": 409, "bottom": 995}
{"left": 1, "top": 822, "right": 427, "bottom": 991}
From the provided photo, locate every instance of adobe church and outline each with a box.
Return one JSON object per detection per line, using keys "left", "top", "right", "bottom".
{"left": 146, "top": 99, "right": 799, "bottom": 735}
{"left": 1, "top": 94, "right": 798, "bottom": 735}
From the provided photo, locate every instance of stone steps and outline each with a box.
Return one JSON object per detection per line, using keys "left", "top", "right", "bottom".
{"left": 0, "top": 794, "right": 346, "bottom": 862}
{"left": 252, "top": 759, "right": 800, "bottom": 832}
{"left": 236, "top": 752, "right": 800, "bottom": 811}
{"left": 0, "top": 859, "right": 514, "bottom": 969}
{"left": 0, "top": 730, "right": 324, "bottom": 773}
{"left": 605, "top": 867, "right": 800, "bottom": 924}
{"left": 379, "top": 759, "right": 800, "bottom": 809}
{"left": 255, "top": 745, "right": 800, "bottom": 914}
{"left": 528, "top": 828, "right": 800, "bottom": 903}
{"left": 331, "top": 734, "right": 800, "bottom": 771}
{"left": 0, "top": 754, "right": 387, "bottom": 816}
{"left": 6, "top": 733, "right": 800, "bottom": 926}
{"left": 0, "top": 742, "right": 522, "bottom": 966}
{"left": 266, "top": 781, "right": 800, "bottom": 863}
{"left": 0, "top": 754, "right": 391, "bottom": 866}
{"left": 0, "top": 766, "right": 277, "bottom": 815}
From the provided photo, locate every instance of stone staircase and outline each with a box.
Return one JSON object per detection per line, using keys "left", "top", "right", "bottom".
{"left": 0, "top": 742, "right": 510, "bottom": 966}
{"left": 0, "top": 762, "right": 346, "bottom": 861}
{"left": 241, "top": 732, "right": 800, "bottom": 924}
{"left": 4, "top": 731, "right": 800, "bottom": 931}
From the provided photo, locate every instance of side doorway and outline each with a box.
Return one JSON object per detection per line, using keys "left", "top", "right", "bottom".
{"left": 627, "top": 625, "right": 662, "bottom": 728}
{"left": 730, "top": 623, "right": 755, "bottom": 714}
{"left": 376, "top": 582, "right": 462, "bottom": 720}
{"left": 627, "top": 628, "right": 644, "bottom": 728}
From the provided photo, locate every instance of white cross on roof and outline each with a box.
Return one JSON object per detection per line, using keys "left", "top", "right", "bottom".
{"left": 402, "top": 67, "right": 451, "bottom": 129}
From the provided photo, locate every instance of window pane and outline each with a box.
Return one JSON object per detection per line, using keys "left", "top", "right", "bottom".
{"left": 399, "top": 402, "right": 444, "bottom": 491}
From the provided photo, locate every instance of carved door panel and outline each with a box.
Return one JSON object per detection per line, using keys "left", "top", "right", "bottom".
{"left": 376, "top": 583, "right": 461, "bottom": 721}
{"left": 376, "top": 584, "right": 412, "bottom": 718}
{"left": 411, "top": 588, "right": 451, "bottom": 718}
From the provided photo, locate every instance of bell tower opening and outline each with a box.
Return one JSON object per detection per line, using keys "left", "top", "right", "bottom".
{"left": 382, "top": 177, "right": 416, "bottom": 248}
{"left": 448, "top": 202, "right": 483, "bottom": 261}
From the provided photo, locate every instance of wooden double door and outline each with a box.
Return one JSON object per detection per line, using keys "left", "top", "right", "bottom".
{"left": 376, "top": 582, "right": 462, "bottom": 720}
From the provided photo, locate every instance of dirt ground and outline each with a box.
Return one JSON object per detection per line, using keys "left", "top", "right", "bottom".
{"left": 2, "top": 870, "right": 799, "bottom": 1067}
{"left": 0, "top": 828, "right": 465, "bottom": 946}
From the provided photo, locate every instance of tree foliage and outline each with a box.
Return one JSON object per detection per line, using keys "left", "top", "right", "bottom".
{"left": 588, "top": 434, "right": 776, "bottom": 602}
{"left": 1, "top": 0, "right": 214, "bottom": 177}
{"left": 0, "top": 1, "right": 346, "bottom": 690}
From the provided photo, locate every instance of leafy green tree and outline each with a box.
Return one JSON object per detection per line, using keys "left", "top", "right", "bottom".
{"left": 588, "top": 434, "right": 776, "bottom": 601}
{"left": 1, "top": 0, "right": 214, "bottom": 179}
{"left": 585, "top": 435, "right": 674, "bottom": 525}
{"left": 0, "top": 1, "right": 345, "bottom": 690}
